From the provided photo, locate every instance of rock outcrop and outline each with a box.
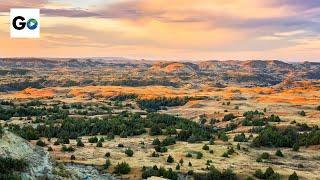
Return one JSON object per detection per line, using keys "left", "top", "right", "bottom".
{"left": 0, "top": 130, "right": 114, "bottom": 180}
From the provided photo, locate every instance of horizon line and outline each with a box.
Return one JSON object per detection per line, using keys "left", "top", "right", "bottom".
{"left": 1, "top": 56, "right": 319, "bottom": 63}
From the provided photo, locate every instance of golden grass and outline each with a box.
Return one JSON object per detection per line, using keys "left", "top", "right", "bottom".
{"left": 5, "top": 88, "right": 55, "bottom": 99}
{"left": 34, "top": 134, "right": 320, "bottom": 180}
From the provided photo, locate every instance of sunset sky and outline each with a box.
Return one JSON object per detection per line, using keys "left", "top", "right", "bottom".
{"left": 0, "top": 0, "right": 319, "bottom": 61}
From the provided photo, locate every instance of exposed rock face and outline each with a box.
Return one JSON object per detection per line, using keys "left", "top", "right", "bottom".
{"left": 0, "top": 130, "right": 55, "bottom": 179}
{"left": 0, "top": 131, "right": 115, "bottom": 180}
{"left": 65, "top": 163, "right": 115, "bottom": 180}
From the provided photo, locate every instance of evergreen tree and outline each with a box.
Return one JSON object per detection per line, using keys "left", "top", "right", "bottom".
{"left": 76, "top": 139, "right": 84, "bottom": 147}
{"left": 289, "top": 172, "right": 299, "bottom": 180}
{"left": 114, "top": 162, "right": 131, "bottom": 174}
{"left": 167, "top": 155, "right": 174, "bottom": 163}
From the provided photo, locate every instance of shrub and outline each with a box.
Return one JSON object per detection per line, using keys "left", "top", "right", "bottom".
{"left": 70, "top": 155, "right": 76, "bottom": 160}
{"left": 210, "top": 119, "right": 218, "bottom": 125}
{"left": 149, "top": 125, "right": 162, "bottom": 136}
{"left": 234, "top": 133, "right": 247, "bottom": 142}
{"left": 179, "top": 158, "right": 184, "bottom": 165}
{"left": 59, "top": 138, "right": 70, "bottom": 144}
{"left": 142, "top": 166, "right": 178, "bottom": 180}
{"left": 187, "top": 135, "right": 197, "bottom": 143}
{"left": 292, "top": 143, "right": 300, "bottom": 151}
{"left": 275, "top": 149, "right": 284, "bottom": 157}
{"left": 167, "top": 155, "right": 174, "bottom": 163}
{"left": 209, "top": 150, "right": 214, "bottom": 154}
{"left": 256, "top": 157, "right": 262, "bottom": 162}
{"left": 297, "top": 123, "right": 312, "bottom": 131}
{"left": 162, "top": 136, "right": 176, "bottom": 146}
{"left": 209, "top": 138, "right": 215, "bottom": 145}
{"left": 120, "top": 132, "right": 127, "bottom": 138}
{"left": 165, "top": 127, "right": 178, "bottom": 136}
{"left": 152, "top": 138, "right": 161, "bottom": 146}
{"left": 188, "top": 161, "right": 192, "bottom": 166}
{"left": 154, "top": 145, "right": 167, "bottom": 153}
{"left": 186, "top": 152, "right": 192, "bottom": 157}
{"left": 237, "top": 143, "right": 240, "bottom": 150}
{"left": 225, "top": 123, "right": 238, "bottom": 131}
{"left": 223, "top": 113, "right": 236, "bottom": 121}
{"left": 193, "top": 167, "right": 236, "bottom": 180}
{"left": 118, "top": 143, "right": 124, "bottom": 147}
{"left": 137, "top": 97, "right": 188, "bottom": 112}
{"left": 260, "top": 152, "right": 270, "bottom": 159}
{"left": 0, "top": 157, "right": 28, "bottom": 174}
{"left": 151, "top": 151, "right": 159, "bottom": 157}
{"left": 105, "top": 152, "right": 111, "bottom": 157}
{"left": 99, "top": 137, "right": 105, "bottom": 142}
{"left": 104, "top": 159, "right": 111, "bottom": 169}
{"left": 267, "top": 114, "right": 281, "bottom": 122}
{"left": 0, "top": 125, "right": 3, "bottom": 138}
{"left": 47, "top": 146, "right": 53, "bottom": 151}
{"left": 114, "top": 162, "right": 131, "bottom": 174}
{"left": 107, "top": 134, "right": 115, "bottom": 140}
{"left": 202, "top": 144, "right": 209, "bottom": 150}
{"left": 222, "top": 152, "right": 229, "bottom": 158}
{"left": 218, "top": 132, "right": 229, "bottom": 142}
{"left": 88, "top": 136, "right": 98, "bottom": 143}
{"left": 254, "top": 167, "right": 280, "bottom": 180}
{"left": 221, "top": 169, "right": 237, "bottom": 180}
{"left": 61, "top": 145, "right": 75, "bottom": 152}
{"left": 254, "top": 169, "right": 265, "bottom": 179}
{"left": 317, "top": 105, "right": 320, "bottom": 111}
{"left": 289, "top": 172, "right": 299, "bottom": 180}
{"left": 125, "top": 148, "right": 134, "bottom": 157}
{"left": 36, "top": 140, "right": 46, "bottom": 147}
{"left": 200, "top": 115, "right": 207, "bottom": 124}
{"left": 264, "top": 167, "right": 275, "bottom": 178}
{"left": 206, "top": 160, "right": 213, "bottom": 165}
{"left": 53, "top": 141, "right": 60, "bottom": 145}
{"left": 196, "top": 152, "right": 203, "bottom": 159}
{"left": 298, "top": 111, "right": 306, "bottom": 116}
{"left": 76, "top": 139, "right": 84, "bottom": 147}
{"left": 256, "top": 152, "right": 270, "bottom": 162}
{"left": 268, "top": 173, "right": 280, "bottom": 180}
{"left": 96, "top": 141, "right": 103, "bottom": 147}
{"left": 227, "top": 147, "right": 235, "bottom": 155}
{"left": 176, "top": 163, "right": 180, "bottom": 170}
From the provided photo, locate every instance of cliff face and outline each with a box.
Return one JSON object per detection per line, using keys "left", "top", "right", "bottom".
{"left": 0, "top": 131, "right": 114, "bottom": 180}
{"left": 0, "top": 130, "right": 55, "bottom": 179}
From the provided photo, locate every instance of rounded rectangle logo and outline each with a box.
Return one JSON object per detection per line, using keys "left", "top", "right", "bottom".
{"left": 10, "top": 8, "right": 40, "bottom": 38}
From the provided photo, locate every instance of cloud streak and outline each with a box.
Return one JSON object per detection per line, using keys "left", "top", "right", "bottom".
{"left": 41, "top": 8, "right": 99, "bottom": 17}
{"left": 0, "top": 0, "right": 319, "bottom": 61}
{"left": 0, "top": 0, "right": 47, "bottom": 11}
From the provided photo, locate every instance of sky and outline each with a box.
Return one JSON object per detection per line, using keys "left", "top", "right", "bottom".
{"left": 0, "top": 0, "right": 319, "bottom": 61}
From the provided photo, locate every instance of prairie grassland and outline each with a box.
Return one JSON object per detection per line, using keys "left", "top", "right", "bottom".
{"left": 32, "top": 133, "right": 320, "bottom": 180}
{"left": 2, "top": 83, "right": 320, "bottom": 179}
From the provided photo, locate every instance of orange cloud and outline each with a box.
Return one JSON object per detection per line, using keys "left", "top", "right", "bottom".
{"left": 0, "top": 0, "right": 319, "bottom": 61}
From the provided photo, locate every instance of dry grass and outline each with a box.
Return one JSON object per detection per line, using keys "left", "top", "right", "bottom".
{"left": 32, "top": 133, "right": 320, "bottom": 180}
{"left": 3, "top": 84, "right": 320, "bottom": 179}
